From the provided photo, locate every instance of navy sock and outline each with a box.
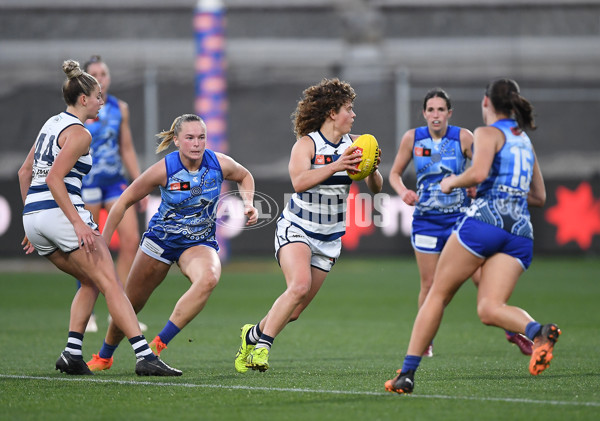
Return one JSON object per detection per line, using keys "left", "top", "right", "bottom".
{"left": 65, "top": 331, "right": 84, "bottom": 359}
{"left": 525, "top": 321, "right": 542, "bottom": 341}
{"left": 401, "top": 355, "right": 422, "bottom": 373}
{"left": 98, "top": 341, "right": 119, "bottom": 359}
{"left": 157, "top": 320, "right": 181, "bottom": 345}
{"left": 129, "top": 335, "right": 157, "bottom": 361}
{"left": 255, "top": 333, "right": 274, "bottom": 351}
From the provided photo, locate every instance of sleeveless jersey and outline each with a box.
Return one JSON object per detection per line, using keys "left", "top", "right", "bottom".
{"left": 413, "top": 125, "right": 470, "bottom": 217}
{"left": 146, "top": 149, "right": 223, "bottom": 248}
{"left": 466, "top": 119, "right": 534, "bottom": 239}
{"left": 82, "top": 95, "right": 124, "bottom": 187}
{"left": 282, "top": 131, "right": 353, "bottom": 241}
{"left": 23, "top": 112, "right": 90, "bottom": 214}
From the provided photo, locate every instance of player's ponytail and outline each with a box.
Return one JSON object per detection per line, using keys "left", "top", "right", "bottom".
{"left": 510, "top": 91, "right": 537, "bottom": 131}
{"left": 486, "top": 78, "right": 536, "bottom": 131}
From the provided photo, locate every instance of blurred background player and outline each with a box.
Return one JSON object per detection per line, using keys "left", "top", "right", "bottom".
{"left": 86, "top": 114, "right": 258, "bottom": 373}
{"left": 389, "top": 87, "right": 532, "bottom": 357}
{"left": 79, "top": 55, "right": 147, "bottom": 333}
{"left": 385, "top": 78, "right": 560, "bottom": 395}
{"left": 234, "top": 78, "right": 383, "bottom": 373}
{"left": 19, "top": 59, "right": 180, "bottom": 376}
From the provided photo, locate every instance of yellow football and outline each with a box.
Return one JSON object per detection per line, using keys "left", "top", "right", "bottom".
{"left": 347, "top": 134, "right": 379, "bottom": 181}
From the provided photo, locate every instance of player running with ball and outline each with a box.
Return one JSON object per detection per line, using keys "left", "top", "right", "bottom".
{"left": 234, "top": 78, "right": 383, "bottom": 373}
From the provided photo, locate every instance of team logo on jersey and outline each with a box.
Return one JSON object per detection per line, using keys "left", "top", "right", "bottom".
{"left": 314, "top": 155, "right": 335, "bottom": 165}
{"left": 510, "top": 126, "right": 523, "bottom": 136}
{"left": 415, "top": 147, "right": 431, "bottom": 157}
{"left": 169, "top": 182, "right": 190, "bottom": 191}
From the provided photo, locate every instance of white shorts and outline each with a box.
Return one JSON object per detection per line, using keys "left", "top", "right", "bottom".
{"left": 23, "top": 207, "right": 98, "bottom": 256}
{"left": 274, "top": 216, "right": 341, "bottom": 272}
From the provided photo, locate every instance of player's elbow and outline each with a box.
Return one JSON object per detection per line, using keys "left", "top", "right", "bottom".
{"left": 45, "top": 172, "right": 61, "bottom": 191}
{"left": 528, "top": 191, "right": 546, "bottom": 207}
{"left": 291, "top": 181, "right": 308, "bottom": 193}
{"left": 17, "top": 164, "right": 31, "bottom": 183}
{"left": 471, "top": 169, "right": 488, "bottom": 185}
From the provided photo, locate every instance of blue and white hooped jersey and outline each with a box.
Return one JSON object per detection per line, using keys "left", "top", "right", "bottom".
{"left": 281, "top": 130, "right": 353, "bottom": 241}
{"left": 23, "top": 112, "right": 90, "bottom": 214}
{"left": 467, "top": 118, "right": 534, "bottom": 239}
{"left": 146, "top": 150, "right": 223, "bottom": 248}
{"left": 82, "top": 95, "right": 124, "bottom": 187}
{"left": 413, "top": 125, "right": 470, "bottom": 217}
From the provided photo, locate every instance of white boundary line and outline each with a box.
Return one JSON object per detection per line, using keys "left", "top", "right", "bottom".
{"left": 1, "top": 374, "right": 599, "bottom": 407}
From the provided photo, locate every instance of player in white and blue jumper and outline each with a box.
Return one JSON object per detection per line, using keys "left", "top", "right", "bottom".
{"left": 19, "top": 59, "right": 179, "bottom": 377}
{"left": 86, "top": 114, "right": 258, "bottom": 373}
{"left": 389, "top": 88, "right": 532, "bottom": 357}
{"left": 78, "top": 56, "right": 146, "bottom": 332}
{"left": 235, "top": 78, "right": 383, "bottom": 373}
{"left": 386, "top": 78, "right": 560, "bottom": 395}
{"left": 389, "top": 88, "right": 473, "bottom": 358}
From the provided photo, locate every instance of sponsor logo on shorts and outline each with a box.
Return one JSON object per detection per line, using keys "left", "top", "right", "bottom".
{"left": 141, "top": 237, "right": 165, "bottom": 256}
{"left": 414, "top": 234, "right": 437, "bottom": 249}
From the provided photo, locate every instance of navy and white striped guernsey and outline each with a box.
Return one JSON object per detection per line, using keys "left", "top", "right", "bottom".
{"left": 281, "top": 130, "right": 353, "bottom": 241}
{"left": 23, "top": 112, "right": 91, "bottom": 214}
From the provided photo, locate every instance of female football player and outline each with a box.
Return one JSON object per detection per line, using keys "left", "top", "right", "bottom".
{"left": 385, "top": 78, "right": 560, "bottom": 395}
{"left": 18, "top": 59, "right": 180, "bottom": 376}
{"left": 78, "top": 55, "right": 147, "bottom": 333}
{"left": 234, "top": 78, "right": 383, "bottom": 373}
{"left": 86, "top": 114, "right": 258, "bottom": 374}
{"left": 389, "top": 88, "right": 532, "bottom": 357}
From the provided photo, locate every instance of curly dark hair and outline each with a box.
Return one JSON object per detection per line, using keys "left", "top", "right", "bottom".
{"left": 291, "top": 78, "right": 356, "bottom": 138}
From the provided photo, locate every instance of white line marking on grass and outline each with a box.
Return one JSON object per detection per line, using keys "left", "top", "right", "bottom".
{"left": 2, "top": 374, "right": 599, "bottom": 407}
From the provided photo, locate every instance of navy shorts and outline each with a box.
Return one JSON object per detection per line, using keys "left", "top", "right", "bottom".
{"left": 81, "top": 176, "right": 128, "bottom": 205}
{"left": 453, "top": 216, "right": 533, "bottom": 270}
{"left": 411, "top": 213, "right": 461, "bottom": 253}
{"left": 140, "top": 230, "right": 218, "bottom": 265}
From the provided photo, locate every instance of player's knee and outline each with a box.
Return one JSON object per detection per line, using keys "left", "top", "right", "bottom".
{"left": 286, "top": 281, "right": 311, "bottom": 302}
{"left": 199, "top": 270, "right": 220, "bottom": 291}
{"left": 476, "top": 302, "right": 497, "bottom": 326}
{"left": 119, "top": 237, "right": 139, "bottom": 256}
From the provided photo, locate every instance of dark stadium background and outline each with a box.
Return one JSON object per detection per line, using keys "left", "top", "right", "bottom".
{"left": 1, "top": 0, "right": 599, "bottom": 259}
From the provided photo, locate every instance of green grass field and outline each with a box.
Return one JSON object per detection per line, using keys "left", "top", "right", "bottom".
{"left": 1, "top": 256, "right": 599, "bottom": 420}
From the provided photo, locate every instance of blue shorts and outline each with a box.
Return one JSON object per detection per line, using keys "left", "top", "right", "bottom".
{"left": 454, "top": 216, "right": 533, "bottom": 270}
{"left": 411, "top": 213, "right": 461, "bottom": 253}
{"left": 81, "top": 177, "right": 128, "bottom": 205}
{"left": 139, "top": 230, "right": 218, "bottom": 265}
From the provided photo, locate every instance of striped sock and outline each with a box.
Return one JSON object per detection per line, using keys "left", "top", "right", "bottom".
{"left": 129, "top": 335, "right": 157, "bottom": 361}
{"left": 98, "top": 341, "right": 119, "bottom": 359}
{"left": 255, "top": 333, "right": 274, "bottom": 351}
{"left": 246, "top": 323, "right": 263, "bottom": 345}
{"left": 65, "top": 331, "right": 84, "bottom": 359}
{"left": 157, "top": 320, "right": 181, "bottom": 345}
